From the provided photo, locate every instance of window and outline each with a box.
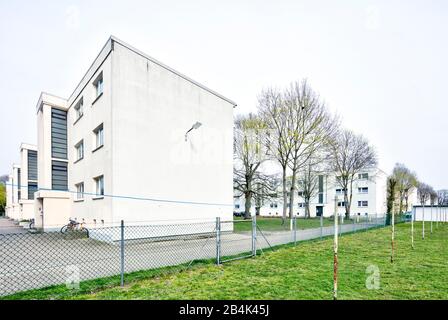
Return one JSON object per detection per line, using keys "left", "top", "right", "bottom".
{"left": 335, "top": 188, "right": 347, "bottom": 195}
{"left": 358, "top": 187, "right": 368, "bottom": 194}
{"left": 75, "top": 140, "right": 84, "bottom": 161}
{"left": 52, "top": 160, "right": 68, "bottom": 191}
{"left": 234, "top": 204, "right": 240, "bottom": 209}
{"left": 298, "top": 203, "right": 305, "bottom": 208}
{"left": 358, "top": 200, "right": 368, "bottom": 207}
{"left": 93, "top": 124, "right": 104, "bottom": 150}
{"left": 337, "top": 201, "right": 346, "bottom": 207}
{"left": 27, "top": 150, "right": 38, "bottom": 181}
{"left": 51, "top": 108, "right": 67, "bottom": 159}
{"left": 75, "top": 182, "right": 84, "bottom": 200}
{"left": 17, "top": 168, "right": 21, "bottom": 200}
{"left": 298, "top": 191, "right": 304, "bottom": 197}
{"left": 74, "top": 98, "right": 83, "bottom": 121}
{"left": 28, "top": 182, "right": 38, "bottom": 200}
{"left": 358, "top": 173, "right": 369, "bottom": 180}
{"left": 93, "top": 72, "right": 104, "bottom": 98}
{"left": 318, "top": 192, "right": 324, "bottom": 204}
{"left": 94, "top": 175, "right": 104, "bottom": 197}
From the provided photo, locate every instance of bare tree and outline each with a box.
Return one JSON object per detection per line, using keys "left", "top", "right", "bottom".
{"left": 283, "top": 79, "right": 339, "bottom": 219}
{"left": 417, "top": 182, "right": 432, "bottom": 205}
{"left": 258, "top": 88, "right": 293, "bottom": 223}
{"left": 392, "top": 163, "right": 418, "bottom": 213}
{"left": 387, "top": 176, "right": 397, "bottom": 262}
{"left": 386, "top": 176, "right": 397, "bottom": 225}
{"left": 417, "top": 182, "right": 432, "bottom": 240}
{"left": 329, "top": 130, "right": 377, "bottom": 219}
{"left": 437, "top": 189, "right": 448, "bottom": 224}
{"left": 233, "top": 113, "right": 275, "bottom": 219}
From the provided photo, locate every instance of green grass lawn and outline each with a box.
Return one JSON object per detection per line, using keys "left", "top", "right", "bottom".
{"left": 4, "top": 222, "right": 448, "bottom": 300}
{"left": 233, "top": 216, "right": 334, "bottom": 232}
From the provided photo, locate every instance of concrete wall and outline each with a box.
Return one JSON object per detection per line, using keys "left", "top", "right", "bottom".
{"left": 34, "top": 190, "right": 71, "bottom": 231}
{"left": 414, "top": 206, "right": 448, "bottom": 222}
{"left": 67, "top": 50, "right": 113, "bottom": 225}
{"left": 109, "top": 41, "right": 234, "bottom": 225}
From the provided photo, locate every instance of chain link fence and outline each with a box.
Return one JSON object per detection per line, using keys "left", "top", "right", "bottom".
{"left": 0, "top": 214, "right": 386, "bottom": 297}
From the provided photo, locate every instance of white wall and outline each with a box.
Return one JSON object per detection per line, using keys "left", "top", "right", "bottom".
{"left": 5, "top": 174, "right": 13, "bottom": 217}
{"left": 68, "top": 50, "right": 113, "bottom": 225}
{"left": 414, "top": 206, "right": 448, "bottom": 222}
{"left": 66, "top": 38, "right": 235, "bottom": 227}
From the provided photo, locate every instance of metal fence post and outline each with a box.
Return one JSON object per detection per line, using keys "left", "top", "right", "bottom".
{"left": 293, "top": 216, "right": 297, "bottom": 245}
{"left": 333, "top": 198, "right": 339, "bottom": 300}
{"left": 422, "top": 205, "right": 425, "bottom": 240}
{"left": 216, "top": 217, "right": 221, "bottom": 265}
{"left": 320, "top": 214, "right": 323, "bottom": 240}
{"left": 339, "top": 214, "right": 342, "bottom": 237}
{"left": 120, "top": 220, "right": 125, "bottom": 287}
{"left": 411, "top": 208, "right": 414, "bottom": 249}
{"left": 252, "top": 214, "right": 257, "bottom": 256}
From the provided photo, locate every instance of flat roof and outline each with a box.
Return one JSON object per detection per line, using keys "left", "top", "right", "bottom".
{"left": 20, "top": 143, "right": 37, "bottom": 151}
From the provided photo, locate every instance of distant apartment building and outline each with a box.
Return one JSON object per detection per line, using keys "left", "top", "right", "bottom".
{"left": 5, "top": 144, "right": 38, "bottom": 221}
{"left": 234, "top": 167, "right": 389, "bottom": 218}
{"left": 6, "top": 164, "right": 21, "bottom": 220}
{"left": 5, "top": 174, "right": 13, "bottom": 218}
{"left": 22, "top": 36, "right": 235, "bottom": 231}
{"left": 19, "top": 144, "right": 38, "bottom": 220}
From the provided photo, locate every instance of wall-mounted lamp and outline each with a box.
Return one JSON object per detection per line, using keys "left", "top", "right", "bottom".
{"left": 185, "top": 121, "right": 202, "bottom": 141}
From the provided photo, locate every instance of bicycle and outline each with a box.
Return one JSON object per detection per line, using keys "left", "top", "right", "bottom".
{"left": 28, "top": 218, "right": 37, "bottom": 233}
{"left": 60, "top": 219, "right": 89, "bottom": 238}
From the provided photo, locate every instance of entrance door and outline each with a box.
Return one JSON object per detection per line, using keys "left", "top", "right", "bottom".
{"left": 316, "top": 206, "right": 323, "bottom": 217}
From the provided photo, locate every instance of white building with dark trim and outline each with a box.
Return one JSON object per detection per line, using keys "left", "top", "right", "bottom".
{"left": 234, "top": 167, "right": 390, "bottom": 218}
{"left": 28, "top": 36, "right": 236, "bottom": 231}
{"left": 18, "top": 143, "right": 38, "bottom": 220}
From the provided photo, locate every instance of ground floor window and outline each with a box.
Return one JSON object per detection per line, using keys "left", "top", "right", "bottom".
{"left": 75, "top": 182, "right": 84, "bottom": 200}
{"left": 94, "top": 175, "right": 104, "bottom": 197}
{"left": 358, "top": 200, "right": 368, "bottom": 207}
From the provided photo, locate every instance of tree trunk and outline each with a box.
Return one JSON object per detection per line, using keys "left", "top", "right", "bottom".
{"left": 343, "top": 190, "right": 351, "bottom": 219}
{"left": 282, "top": 166, "right": 287, "bottom": 224}
{"left": 399, "top": 194, "right": 404, "bottom": 214}
{"left": 244, "top": 189, "right": 252, "bottom": 220}
{"left": 305, "top": 200, "right": 310, "bottom": 218}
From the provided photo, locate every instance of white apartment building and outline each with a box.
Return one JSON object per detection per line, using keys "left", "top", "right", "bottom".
{"left": 5, "top": 174, "right": 13, "bottom": 218}
{"left": 18, "top": 143, "right": 38, "bottom": 220}
{"left": 5, "top": 144, "right": 38, "bottom": 222}
{"left": 6, "top": 164, "right": 21, "bottom": 220}
{"left": 234, "top": 166, "right": 389, "bottom": 218}
{"left": 30, "top": 36, "right": 236, "bottom": 231}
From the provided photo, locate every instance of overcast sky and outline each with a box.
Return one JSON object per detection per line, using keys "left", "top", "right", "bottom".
{"left": 0, "top": 0, "right": 447, "bottom": 189}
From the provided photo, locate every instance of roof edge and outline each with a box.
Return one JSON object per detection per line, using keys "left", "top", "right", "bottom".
{"left": 110, "top": 36, "right": 237, "bottom": 107}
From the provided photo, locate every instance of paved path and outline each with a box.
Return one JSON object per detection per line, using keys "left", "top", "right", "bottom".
{"left": 0, "top": 218, "right": 26, "bottom": 234}
{"left": 0, "top": 220, "right": 384, "bottom": 296}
